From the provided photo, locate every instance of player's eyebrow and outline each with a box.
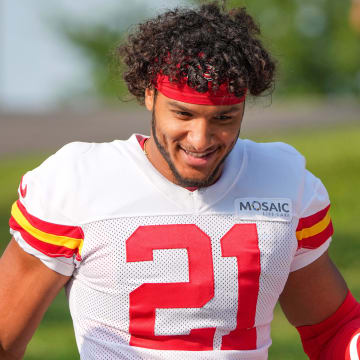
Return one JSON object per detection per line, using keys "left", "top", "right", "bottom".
{"left": 168, "top": 101, "right": 194, "bottom": 112}
{"left": 217, "top": 106, "right": 242, "bottom": 114}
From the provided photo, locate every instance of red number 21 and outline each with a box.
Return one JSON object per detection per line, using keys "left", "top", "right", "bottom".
{"left": 126, "top": 224, "right": 260, "bottom": 351}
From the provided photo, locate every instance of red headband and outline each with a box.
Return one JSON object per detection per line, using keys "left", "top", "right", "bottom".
{"left": 154, "top": 73, "right": 247, "bottom": 105}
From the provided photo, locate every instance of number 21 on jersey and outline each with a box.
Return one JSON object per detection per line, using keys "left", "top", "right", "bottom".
{"left": 126, "top": 224, "right": 261, "bottom": 351}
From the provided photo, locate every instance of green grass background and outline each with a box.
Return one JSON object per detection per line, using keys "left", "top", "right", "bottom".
{"left": 0, "top": 122, "right": 359, "bottom": 359}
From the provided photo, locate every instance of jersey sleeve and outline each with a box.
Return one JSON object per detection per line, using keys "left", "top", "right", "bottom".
{"left": 290, "top": 170, "right": 334, "bottom": 272}
{"left": 8, "top": 142, "right": 90, "bottom": 276}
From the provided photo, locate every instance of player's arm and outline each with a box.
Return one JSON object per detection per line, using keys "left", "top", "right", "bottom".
{"left": 279, "top": 251, "right": 360, "bottom": 359}
{"left": 0, "top": 238, "right": 70, "bottom": 360}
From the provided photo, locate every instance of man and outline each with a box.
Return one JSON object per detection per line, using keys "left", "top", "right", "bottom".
{"left": 0, "top": 2, "right": 359, "bottom": 359}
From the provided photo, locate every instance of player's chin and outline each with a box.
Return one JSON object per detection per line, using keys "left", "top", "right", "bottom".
{"left": 176, "top": 165, "right": 220, "bottom": 187}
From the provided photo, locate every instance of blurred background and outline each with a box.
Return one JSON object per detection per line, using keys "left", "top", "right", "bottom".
{"left": 0, "top": 0, "right": 359, "bottom": 358}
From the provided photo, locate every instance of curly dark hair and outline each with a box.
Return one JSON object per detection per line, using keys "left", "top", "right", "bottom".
{"left": 117, "top": 2, "right": 276, "bottom": 104}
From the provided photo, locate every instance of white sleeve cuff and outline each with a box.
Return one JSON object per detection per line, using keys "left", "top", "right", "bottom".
{"left": 290, "top": 238, "right": 331, "bottom": 272}
{"left": 10, "top": 229, "right": 75, "bottom": 276}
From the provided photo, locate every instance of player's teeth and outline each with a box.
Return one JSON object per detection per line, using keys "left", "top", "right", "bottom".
{"left": 186, "top": 151, "right": 208, "bottom": 158}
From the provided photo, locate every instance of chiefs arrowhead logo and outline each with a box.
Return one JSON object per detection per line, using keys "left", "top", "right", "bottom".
{"left": 20, "top": 175, "right": 27, "bottom": 198}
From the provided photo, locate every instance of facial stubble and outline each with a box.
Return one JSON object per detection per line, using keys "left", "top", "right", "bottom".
{"left": 151, "top": 110, "right": 240, "bottom": 188}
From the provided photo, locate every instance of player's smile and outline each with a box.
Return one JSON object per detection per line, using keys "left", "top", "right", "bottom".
{"left": 179, "top": 143, "right": 219, "bottom": 167}
{"left": 145, "top": 89, "right": 244, "bottom": 188}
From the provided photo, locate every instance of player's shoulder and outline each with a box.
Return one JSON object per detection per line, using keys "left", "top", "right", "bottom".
{"left": 34, "top": 139, "right": 130, "bottom": 174}
{"left": 54, "top": 141, "right": 94, "bottom": 156}
{"left": 241, "top": 139, "right": 330, "bottom": 220}
{"left": 51, "top": 140, "right": 123, "bottom": 162}
{"left": 228, "top": 140, "right": 310, "bottom": 213}
{"left": 243, "top": 139, "right": 305, "bottom": 163}
{"left": 19, "top": 140, "right": 131, "bottom": 222}
{"left": 31, "top": 139, "right": 136, "bottom": 186}
{"left": 242, "top": 139, "right": 306, "bottom": 177}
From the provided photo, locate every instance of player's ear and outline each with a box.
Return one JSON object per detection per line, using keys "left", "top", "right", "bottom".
{"left": 145, "top": 88, "right": 155, "bottom": 112}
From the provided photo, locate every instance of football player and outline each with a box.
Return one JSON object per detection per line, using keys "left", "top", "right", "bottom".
{"left": 1, "top": 2, "right": 359, "bottom": 359}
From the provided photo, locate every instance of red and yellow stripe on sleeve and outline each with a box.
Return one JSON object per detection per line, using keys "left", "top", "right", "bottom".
{"left": 296, "top": 204, "right": 333, "bottom": 249}
{"left": 9, "top": 200, "right": 84, "bottom": 260}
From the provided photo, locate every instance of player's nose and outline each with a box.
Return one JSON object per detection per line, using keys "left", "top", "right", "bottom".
{"left": 186, "top": 118, "right": 213, "bottom": 152}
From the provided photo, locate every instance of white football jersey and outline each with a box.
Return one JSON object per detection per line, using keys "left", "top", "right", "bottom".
{"left": 10, "top": 135, "right": 333, "bottom": 359}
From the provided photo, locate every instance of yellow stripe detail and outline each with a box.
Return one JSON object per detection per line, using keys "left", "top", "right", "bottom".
{"left": 296, "top": 210, "right": 331, "bottom": 241}
{"left": 78, "top": 239, "right": 84, "bottom": 256}
{"left": 11, "top": 202, "right": 82, "bottom": 250}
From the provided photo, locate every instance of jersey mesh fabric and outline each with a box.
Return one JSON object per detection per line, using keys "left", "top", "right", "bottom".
{"left": 67, "top": 213, "right": 298, "bottom": 359}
